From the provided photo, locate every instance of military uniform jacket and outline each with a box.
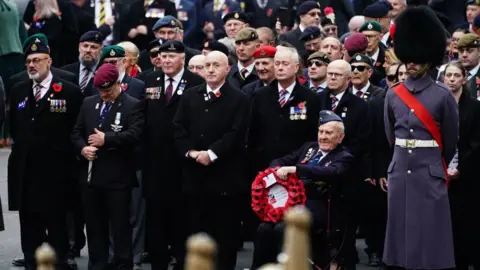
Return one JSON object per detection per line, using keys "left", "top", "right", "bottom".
{"left": 248, "top": 81, "right": 321, "bottom": 174}
{"left": 8, "top": 77, "right": 83, "bottom": 211}
{"left": 173, "top": 82, "right": 250, "bottom": 194}
{"left": 143, "top": 69, "right": 204, "bottom": 200}
{"left": 71, "top": 92, "right": 144, "bottom": 189}
{"left": 383, "top": 77, "right": 458, "bottom": 269}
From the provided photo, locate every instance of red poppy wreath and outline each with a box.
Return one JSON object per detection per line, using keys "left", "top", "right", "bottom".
{"left": 251, "top": 167, "right": 306, "bottom": 223}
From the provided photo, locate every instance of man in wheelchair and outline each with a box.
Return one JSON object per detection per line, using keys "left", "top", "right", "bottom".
{"left": 251, "top": 110, "right": 355, "bottom": 270}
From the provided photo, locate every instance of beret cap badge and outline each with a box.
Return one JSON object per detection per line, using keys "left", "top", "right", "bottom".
{"left": 171, "top": 20, "right": 176, "bottom": 26}
{"left": 234, "top": 13, "right": 239, "bottom": 18}
{"left": 31, "top": 44, "right": 37, "bottom": 51}
{"left": 356, "top": 55, "right": 362, "bottom": 61}
{"left": 109, "top": 50, "right": 115, "bottom": 56}
{"left": 367, "top": 23, "right": 373, "bottom": 30}
{"left": 260, "top": 50, "right": 266, "bottom": 56}
{"left": 169, "top": 43, "right": 176, "bottom": 50}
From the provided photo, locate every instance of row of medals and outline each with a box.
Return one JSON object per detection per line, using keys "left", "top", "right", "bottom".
{"left": 50, "top": 100, "right": 67, "bottom": 113}
{"left": 290, "top": 107, "right": 307, "bottom": 120}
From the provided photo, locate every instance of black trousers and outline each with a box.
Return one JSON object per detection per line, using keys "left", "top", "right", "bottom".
{"left": 82, "top": 186, "right": 132, "bottom": 270}
{"left": 19, "top": 208, "right": 69, "bottom": 270}
{"left": 146, "top": 196, "right": 185, "bottom": 270}
{"left": 66, "top": 180, "right": 86, "bottom": 254}
{"left": 361, "top": 184, "right": 387, "bottom": 256}
{"left": 185, "top": 193, "right": 241, "bottom": 270}
{"left": 251, "top": 222, "right": 285, "bottom": 270}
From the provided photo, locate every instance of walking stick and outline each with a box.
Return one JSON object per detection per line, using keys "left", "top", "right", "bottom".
{"left": 185, "top": 233, "right": 217, "bottom": 270}
{"left": 35, "top": 243, "right": 56, "bottom": 270}
{"left": 283, "top": 206, "right": 312, "bottom": 270}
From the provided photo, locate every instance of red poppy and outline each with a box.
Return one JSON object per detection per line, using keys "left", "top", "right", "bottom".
{"left": 267, "top": 8, "right": 273, "bottom": 17}
{"left": 52, "top": 82, "right": 63, "bottom": 92}
{"left": 297, "top": 101, "right": 306, "bottom": 109}
{"left": 121, "top": 83, "right": 128, "bottom": 91}
{"left": 389, "top": 24, "right": 396, "bottom": 40}
{"left": 214, "top": 91, "right": 221, "bottom": 98}
{"left": 375, "top": 62, "right": 382, "bottom": 67}
{"left": 324, "top": 7, "right": 334, "bottom": 16}
{"left": 476, "top": 77, "right": 480, "bottom": 85}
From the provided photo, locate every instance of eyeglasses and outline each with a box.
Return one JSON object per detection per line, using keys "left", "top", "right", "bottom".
{"left": 308, "top": 61, "right": 325, "bottom": 68}
{"left": 386, "top": 75, "right": 397, "bottom": 81}
{"left": 25, "top": 57, "right": 49, "bottom": 65}
{"left": 149, "top": 51, "right": 160, "bottom": 58}
{"left": 351, "top": 65, "right": 368, "bottom": 72}
{"left": 324, "top": 27, "right": 337, "bottom": 33}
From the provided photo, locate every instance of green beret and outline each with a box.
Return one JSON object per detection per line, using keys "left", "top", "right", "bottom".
{"left": 457, "top": 33, "right": 480, "bottom": 49}
{"left": 23, "top": 34, "right": 49, "bottom": 51}
{"left": 359, "top": 21, "right": 382, "bottom": 33}
{"left": 99, "top": 45, "right": 125, "bottom": 63}
{"left": 235, "top": 27, "right": 259, "bottom": 43}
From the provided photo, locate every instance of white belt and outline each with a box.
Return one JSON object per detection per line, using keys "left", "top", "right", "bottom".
{"left": 395, "top": 138, "right": 439, "bottom": 148}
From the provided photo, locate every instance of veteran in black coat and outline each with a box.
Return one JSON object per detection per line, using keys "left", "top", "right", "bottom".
{"left": 173, "top": 51, "right": 249, "bottom": 270}
{"left": 251, "top": 111, "right": 355, "bottom": 269}
{"left": 71, "top": 64, "right": 144, "bottom": 270}
{"left": 143, "top": 65, "right": 204, "bottom": 270}
{"left": 8, "top": 64, "right": 83, "bottom": 268}
{"left": 7, "top": 67, "right": 77, "bottom": 96}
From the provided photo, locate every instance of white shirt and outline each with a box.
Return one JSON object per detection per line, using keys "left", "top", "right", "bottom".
{"left": 352, "top": 81, "right": 370, "bottom": 96}
{"left": 256, "top": 0, "right": 268, "bottom": 8}
{"left": 174, "top": 0, "right": 181, "bottom": 8}
{"left": 330, "top": 91, "right": 345, "bottom": 108}
{"left": 370, "top": 47, "right": 380, "bottom": 64}
{"left": 278, "top": 81, "right": 296, "bottom": 102}
{"left": 381, "top": 32, "right": 389, "bottom": 46}
{"left": 468, "top": 63, "right": 480, "bottom": 80}
{"left": 237, "top": 62, "right": 255, "bottom": 78}
{"left": 319, "top": 150, "right": 329, "bottom": 162}
{"left": 164, "top": 68, "right": 185, "bottom": 94}
{"left": 33, "top": 72, "right": 53, "bottom": 99}
{"left": 95, "top": 0, "right": 114, "bottom": 45}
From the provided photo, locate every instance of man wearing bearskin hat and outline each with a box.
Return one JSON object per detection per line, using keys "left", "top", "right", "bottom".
{"left": 383, "top": 5, "right": 459, "bottom": 269}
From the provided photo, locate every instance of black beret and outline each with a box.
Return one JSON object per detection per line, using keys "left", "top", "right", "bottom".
{"left": 222, "top": 12, "right": 248, "bottom": 24}
{"left": 362, "top": 1, "right": 392, "bottom": 18}
{"left": 394, "top": 6, "right": 446, "bottom": 66}
{"left": 300, "top": 26, "right": 321, "bottom": 41}
{"left": 147, "top": 38, "right": 166, "bottom": 51}
{"left": 24, "top": 37, "right": 49, "bottom": 57}
{"left": 319, "top": 110, "right": 343, "bottom": 126}
{"left": 94, "top": 64, "right": 119, "bottom": 89}
{"left": 466, "top": 0, "right": 480, "bottom": 6}
{"left": 349, "top": 53, "right": 372, "bottom": 66}
{"left": 297, "top": 1, "right": 321, "bottom": 15}
{"left": 321, "top": 17, "right": 335, "bottom": 27}
{"left": 80, "top": 30, "right": 104, "bottom": 44}
{"left": 159, "top": 40, "right": 185, "bottom": 53}
{"left": 203, "top": 41, "right": 230, "bottom": 56}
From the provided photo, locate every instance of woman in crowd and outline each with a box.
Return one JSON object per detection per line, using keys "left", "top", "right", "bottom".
{"left": 385, "top": 62, "right": 400, "bottom": 89}
{"left": 118, "top": 41, "right": 142, "bottom": 78}
{"left": 380, "top": 49, "right": 399, "bottom": 88}
{"left": 396, "top": 63, "right": 407, "bottom": 82}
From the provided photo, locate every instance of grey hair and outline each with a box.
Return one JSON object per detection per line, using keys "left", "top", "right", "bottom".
{"left": 275, "top": 47, "right": 300, "bottom": 64}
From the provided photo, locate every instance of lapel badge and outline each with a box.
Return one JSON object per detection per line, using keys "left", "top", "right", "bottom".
{"left": 95, "top": 103, "right": 99, "bottom": 110}
{"left": 157, "top": 77, "right": 160, "bottom": 81}
{"left": 343, "top": 107, "right": 347, "bottom": 112}
{"left": 325, "top": 161, "right": 332, "bottom": 167}
{"left": 121, "top": 83, "right": 128, "bottom": 91}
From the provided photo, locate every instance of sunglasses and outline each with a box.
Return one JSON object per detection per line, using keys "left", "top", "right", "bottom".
{"left": 351, "top": 65, "right": 368, "bottom": 72}
{"left": 308, "top": 61, "right": 325, "bottom": 68}
{"left": 150, "top": 51, "right": 160, "bottom": 58}
{"left": 387, "top": 75, "right": 397, "bottom": 81}
{"left": 324, "top": 27, "right": 337, "bottom": 33}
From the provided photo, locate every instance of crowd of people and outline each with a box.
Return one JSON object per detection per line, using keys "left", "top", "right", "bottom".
{"left": 0, "top": 0, "right": 479, "bottom": 270}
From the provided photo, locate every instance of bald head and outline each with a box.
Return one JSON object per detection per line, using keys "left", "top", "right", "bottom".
{"left": 188, "top": 54, "right": 206, "bottom": 78}
{"left": 327, "top": 60, "right": 351, "bottom": 93}
{"left": 328, "top": 60, "right": 351, "bottom": 76}
{"left": 205, "top": 51, "right": 230, "bottom": 88}
{"left": 349, "top": 16, "right": 365, "bottom": 32}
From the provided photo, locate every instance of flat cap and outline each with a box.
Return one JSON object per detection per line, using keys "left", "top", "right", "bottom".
{"left": 222, "top": 12, "right": 248, "bottom": 24}
{"left": 318, "top": 110, "right": 342, "bottom": 126}
{"left": 24, "top": 36, "right": 49, "bottom": 57}
{"left": 297, "top": 1, "right": 321, "bottom": 15}
{"left": 362, "top": 1, "right": 392, "bottom": 18}
{"left": 359, "top": 21, "right": 382, "bottom": 32}
{"left": 93, "top": 63, "right": 119, "bottom": 89}
{"left": 253, "top": 46, "right": 276, "bottom": 59}
{"left": 203, "top": 41, "right": 230, "bottom": 56}
{"left": 300, "top": 26, "right": 321, "bottom": 41}
{"left": 99, "top": 45, "right": 125, "bottom": 64}
{"left": 349, "top": 53, "right": 372, "bottom": 66}
{"left": 159, "top": 40, "right": 185, "bottom": 53}
{"left": 152, "top": 15, "right": 178, "bottom": 31}
{"left": 307, "top": 51, "right": 330, "bottom": 64}
{"left": 147, "top": 38, "right": 166, "bottom": 51}
{"left": 235, "top": 27, "right": 259, "bottom": 43}
{"left": 457, "top": 33, "right": 480, "bottom": 48}
{"left": 23, "top": 33, "right": 48, "bottom": 51}
{"left": 80, "top": 30, "right": 104, "bottom": 44}
{"left": 344, "top": 33, "right": 368, "bottom": 54}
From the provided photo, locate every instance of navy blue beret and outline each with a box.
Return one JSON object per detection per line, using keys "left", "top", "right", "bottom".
{"left": 222, "top": 12, "right": 248, "bottom": 24}
{"left": 80, "top": 30, "right": 104, "bottom": 44}
{"left": 297, "top": 1, "right": 321, "bottom": 16}
{"left": 159, "top": 40, "right": 185, "bottom": 53}
{"left": 147, "top": 38, "right": 166, "bottom": 51}
{"left": 362, "top": 1, "right": 392, "bottom": 18}
{"left": 152, "top": 15, "right": 177, "bottom": 31}
{"left": 203, "top": 41, "right": 230, "bottom": 56}
{"left": 319, "top": 110, "right": 343, "bottom": 126}
{"left": 300, "top": 26, "right": 321, "bottom": 41}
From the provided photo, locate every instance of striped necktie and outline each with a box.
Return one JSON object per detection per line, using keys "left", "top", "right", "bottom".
{"left": 99, "top": 0, "right": 106, "bottom": 27}
{"left": 80, "top": 67, "right": 91, "bottom": 91}
{"left": 278, "top": 89, "right": 287, "bottom": 107}
{"left": 355, "top": 90, "right": 363, "bottom": 98}
{"left": 331, "top": 96, "right": 338, "bottom": 111}
{"left": 34, "top": 84, "right": 42, "bottom": 102}
{"left": 240, "top": 68, "right": 248, "bottom": 80}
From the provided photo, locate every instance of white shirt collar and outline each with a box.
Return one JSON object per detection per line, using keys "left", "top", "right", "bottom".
{"left": 34, "top": 71, "right": 53, "bottom": 89}
{"left": 207, "top": 82, "right": 225, "bottom": 93}
{"left": 278, "top": 81, "right": 296, "bottom": 94}
{"left": 118, "top": 71, "right": 126, "bottom": 83}
{"left": 175, "top": 0, "right": 181, "bottom": 8}
{"left": 165, "top": 68, "right": 185, "bottom": 83}
{"left": 310, "top": 80, "right": 327, "bottom": 89}
{"left": 370, "top": 47, "right": 380, "bottom": 62}
{"left": 468, "top": 63, "right": 480, "bottom": 80}
{"left": 330, "top": 90, "right": 345, "bottom": 101}
{"left": 381, "top": 32, "right": 389, "bottom": 46}
{"left": 237, "top": 62, "right": 255, "bottom": 77}
{"left": 353, "top": 81, "right": 370, "bottom": 94}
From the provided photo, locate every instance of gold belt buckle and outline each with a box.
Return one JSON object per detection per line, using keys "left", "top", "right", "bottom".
{"left": 406, "top": 139, "right": 416, "bottom": 148}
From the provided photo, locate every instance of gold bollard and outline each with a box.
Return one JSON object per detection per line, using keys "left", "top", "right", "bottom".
{"left": 35, "top": 242, "right": 56, "bottom": 270}
{"left": 185, "top": 233, "right": 217, "bottom": 270}
{"left": 283, "top": 206, "right": 312, "bottom": 270}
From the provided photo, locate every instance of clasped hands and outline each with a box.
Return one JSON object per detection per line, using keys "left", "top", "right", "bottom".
{"left": 189, "top": 150, "right": 212, "bottom": 166}
{"left": 81, "top": 129, "right": 105, "bottom": 161}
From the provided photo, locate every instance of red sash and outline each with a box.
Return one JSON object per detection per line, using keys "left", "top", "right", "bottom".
{"left": 392, "top": 83, "right": 450, "bottom": 187}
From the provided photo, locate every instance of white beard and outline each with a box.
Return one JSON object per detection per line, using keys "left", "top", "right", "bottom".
{"left": 27, "top": 72, "right": 41, "bottom": 81}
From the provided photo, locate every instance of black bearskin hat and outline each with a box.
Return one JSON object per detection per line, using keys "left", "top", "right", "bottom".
{"left": 393, "top": 6, "right": 446, "bottom": 66}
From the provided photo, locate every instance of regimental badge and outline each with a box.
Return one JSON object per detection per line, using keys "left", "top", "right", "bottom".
{"left": 234, "top": 13, "right": 239, "bottom": 19}
{"left": 109, "top": 49, "right": 115, "bottom": 56}
{"left": 356, "top": 55, "right": 361, "bottom": 61}
{"left": 367, "top": 23, "right": 373, "bottom": 30}
{"left": 102, "top": 81, "right": 111, "bottom": 87}
{"left": 301, "top": 148, "right": 314, "bottom": 163}
{"left": 260, "top": 50, "right": 266, "bottom": 56}
{"left": 111, "top": 112, "right": 123, "bottom": 132}
{"left": 168, "top": 43, "right": 176, "bottom": 51}
{"left": 171, "top": 19, "right": 176, "bottom": 26}
{"left": 31, "top": 44, "right": 37, "bottom": 51}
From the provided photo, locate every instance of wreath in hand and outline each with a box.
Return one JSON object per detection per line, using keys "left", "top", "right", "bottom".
{"left": 251, "top": 167, "right": 306, "bottom": 223}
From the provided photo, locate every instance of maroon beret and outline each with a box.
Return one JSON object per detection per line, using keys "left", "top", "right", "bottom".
{"left": 94, "top": 64, "right": 119, "bottom": 89}
{"left": 253, "top": 46, "right": 277, "bottom": 59}
{"left": 344, "top": 33, "right": 368, "bottom": 54}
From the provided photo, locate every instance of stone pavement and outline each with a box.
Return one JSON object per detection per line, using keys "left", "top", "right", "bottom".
{"left": 0, "top": 149, "right": 374, "bottom": 270}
